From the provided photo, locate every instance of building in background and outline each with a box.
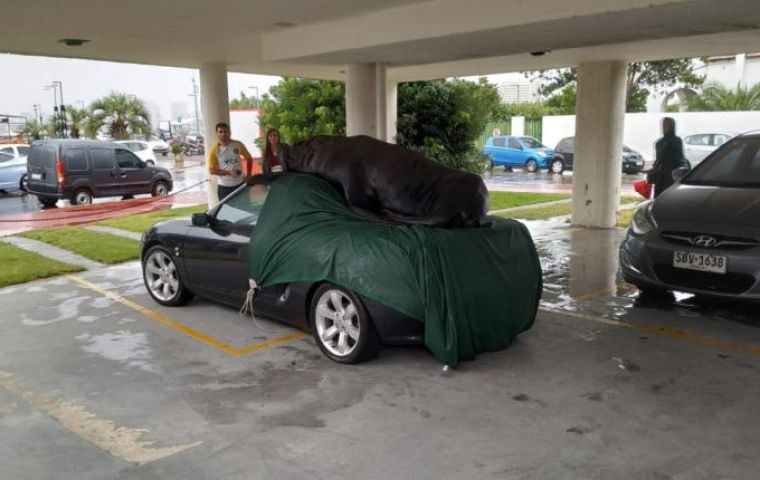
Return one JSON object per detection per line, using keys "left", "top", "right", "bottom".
{"left": 497, "top": 79, "right": 540, "bottom": 104}
{"left": 704, "top": 53, "right": 760, "bottom": 87}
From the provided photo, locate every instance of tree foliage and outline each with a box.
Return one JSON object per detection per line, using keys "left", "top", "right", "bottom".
{"left": 65, "top": 106, "right": 89, "bottom": 138}
{"left": 532, "top": 58, "right": 703, "bottom": 112}
{"left": 20, "top": 119, "right": 46, "bottom": 142}
{"left": 87, "top": 92, "right": 152, "bottom": 140}
{"left": 259, "top": 78, "right": 345, "bottom": 145}
{"left": 686, "top": 82, "right": 760, "bottom": 111}
{"left": 230, "top": 92, "right": 259, "bottom": 110}
{"left": 396, "top": 78, "right": 503, "bottom": 173}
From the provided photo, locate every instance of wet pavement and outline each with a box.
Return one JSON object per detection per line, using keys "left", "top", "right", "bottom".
{"left": 1, "top": 222, "right": 759, "bottom": 479}
{"left": 483, "top": 168, "right": 646, "bottom": 194}
{"left": 0, "top": 156, "right": 207, "bottom": 218}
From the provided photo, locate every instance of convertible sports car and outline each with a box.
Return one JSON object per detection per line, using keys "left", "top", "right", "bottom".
{"left": 141, "top": 173, "right": 541, "bottom": 364}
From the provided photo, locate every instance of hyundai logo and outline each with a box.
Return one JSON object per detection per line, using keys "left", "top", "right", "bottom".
{"left": 693, "top": 235, "right": 718, "bottom": 248}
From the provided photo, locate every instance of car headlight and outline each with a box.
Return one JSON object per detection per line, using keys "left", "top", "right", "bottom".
{"left": 631, "top": 202, "right": 656, "bottom": 235}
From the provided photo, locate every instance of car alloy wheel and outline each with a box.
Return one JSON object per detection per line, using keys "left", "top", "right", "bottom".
{"left": 72, "top": 189, "right": 93, "bottom": 205}
{"left": 19, "top": 174, "right": 28, "bottom": 192}
{"left": 551, "top": 159, "right": 564, "bottom": 174}
{"left": 526, "top": 159, "right": 538, "bottom": 173}
{"left": 142, "top": 246, "right": 193, "bottom": 306}
{"left": 311, "top": 284, "right": 380, "bottom": 364}
{"left": 152, "top": 181, "right": 169, "bottom": 197}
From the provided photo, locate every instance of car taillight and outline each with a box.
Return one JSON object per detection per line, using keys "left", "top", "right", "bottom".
{"left": 56, "top": 158, "right": 65, "bottom": 183}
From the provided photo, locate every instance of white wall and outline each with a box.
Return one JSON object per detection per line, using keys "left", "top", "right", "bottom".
{"left": 542, "top": 111, "right": 760, "bottom": 161}
{"left": 230, "top": 109, "right": 262, "bottom": 157}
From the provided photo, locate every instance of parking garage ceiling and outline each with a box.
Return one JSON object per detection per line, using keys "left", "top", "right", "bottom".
{"left": 2, "top": 0, "right": 760, "bottom": 80}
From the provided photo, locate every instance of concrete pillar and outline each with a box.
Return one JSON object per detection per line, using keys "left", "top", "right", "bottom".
{"left": 571, "top": 61, "right": 627, "bottom": 228}
{"left": 346, "top": 63, "right": 391, "bottom": 140}
{"left": 386, "top": 80, "right": 398, "bottom": 143}
{"left": 199, "top": 63, "right": 230, "bottom": 206}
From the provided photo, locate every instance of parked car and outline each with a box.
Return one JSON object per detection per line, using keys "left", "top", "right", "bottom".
{"left": 0, "top": 143, "right": 31, "bottom": 158}
{"left": 0, "top": 151, "right": 28, "bottom": 193}
{"left": 26, "top": 140, "right": 173, "bottom": 207}
{"left": 482, "top": 135, "right": 558, "bottom": 173}
{"left": 620, "top": 133, "right": 760, "bottom": 301}
{"left": 141, "top": 176, "right": 423, "bottom": 364}
{"left": 552, "top": 136, "right": 645, "bottom": 174}
{"left": 148, "top": 140, "right": 170, "bottom": 157}
{"left": 115, "top": 140, "right": 156, "bottom": 165}
{"left": 683, "top": 132, "right": 735, "bottom": 167}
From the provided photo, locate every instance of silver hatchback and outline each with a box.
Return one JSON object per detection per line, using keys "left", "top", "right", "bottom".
{"left": 620, "top": 133, "right": 760, "bottom": 301}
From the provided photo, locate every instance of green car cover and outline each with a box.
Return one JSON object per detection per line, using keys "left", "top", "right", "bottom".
{"left": 248, "top": 173, "right": 541, "bottom": 365}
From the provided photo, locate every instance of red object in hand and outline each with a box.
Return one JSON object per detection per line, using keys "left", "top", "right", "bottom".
{"left": 634, "top": 179, "right": 652, "bottom": 199}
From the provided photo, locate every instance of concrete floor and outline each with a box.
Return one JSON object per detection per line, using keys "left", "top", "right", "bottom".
{"left": 1, "top": 224, "right": 759, "bottom": 479}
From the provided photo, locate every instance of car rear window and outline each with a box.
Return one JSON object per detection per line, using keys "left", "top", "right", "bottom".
{"left": 29, "top": 146, "right": 56, "bottom": 169}
{"left": 65, "top": 149, "right": 88, "bottom": 171}
{"left": 91, "top": 148, "right": 115, "bottom": 170}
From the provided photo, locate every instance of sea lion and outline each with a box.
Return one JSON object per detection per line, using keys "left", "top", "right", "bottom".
{"left": 284, "top": 135, "right": 489, "bottom": 227}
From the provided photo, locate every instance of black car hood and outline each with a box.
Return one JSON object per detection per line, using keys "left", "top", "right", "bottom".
{"left": 653, "top": 184, "right": 760, "bottom": 228}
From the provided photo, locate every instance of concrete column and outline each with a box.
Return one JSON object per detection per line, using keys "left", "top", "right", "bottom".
{"left": 199, "top": 63, "right": 230, "bottom": 206}
{"left": 571, "top": 61, "right": 627, "bottom": 228}
{"left": 346, "top": 63, "right": 390, "bottom": 140}
{"left": 386, "top": 80, "right": 398, "bottom": 143}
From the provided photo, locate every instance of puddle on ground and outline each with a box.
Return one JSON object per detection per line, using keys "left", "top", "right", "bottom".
{"left": 76, "top": 330, "right": 157, "bottom": 373}
{"left": 21, "top": 295, "right": 92, "bottom": 326}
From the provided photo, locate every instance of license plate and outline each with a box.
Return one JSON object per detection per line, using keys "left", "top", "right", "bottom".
{"left": 673, "top": 251, "right": 727, "bottom": 274}
{"left": 31, "top": 173, "right": 42, "bottom": 180}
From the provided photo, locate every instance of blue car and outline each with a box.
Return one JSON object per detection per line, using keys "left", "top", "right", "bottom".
{"left": 482, "top": 135, "right": 560, "bottom": 173}
{"left": 0, "top": 151, "right": 28, "bottom": 193}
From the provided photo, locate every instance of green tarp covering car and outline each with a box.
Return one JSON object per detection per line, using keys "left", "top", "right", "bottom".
{"left": 248, "top": 173, "right": 542, "bottom": 365}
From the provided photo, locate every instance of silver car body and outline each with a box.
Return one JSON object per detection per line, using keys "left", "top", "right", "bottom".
{"left": 683, "top": 132, "right": 735, "bottom": 167}
{"left": 0, "top": 151, "right": 28, "bottom": 191}
{"left": 621, "top": 133, "right": 760, "bottom": 301}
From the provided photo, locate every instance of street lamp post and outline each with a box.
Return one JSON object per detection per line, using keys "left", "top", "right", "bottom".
{"left": 54, "top": 81, "right": 67, "bottom": 138}
{"left": 44, "top": 84, "right": 60, "bottom": 138}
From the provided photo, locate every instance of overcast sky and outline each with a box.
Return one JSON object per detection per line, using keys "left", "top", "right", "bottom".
{"left": 0, "top": 53, "right": 523, "bottom": 125}
{"left": 0, "top": 54, "right": 281, "bottom": 122}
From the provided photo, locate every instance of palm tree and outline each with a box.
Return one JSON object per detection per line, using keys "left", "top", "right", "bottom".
{"left": 20, "top": 119, "right": 46, "bottom": 142}
{"left": 88, "top": 92, "right": 152, "bottom": 140}
{"left": 66, "top": 106, "right": 89, "bottom": 138}
{"left": 687, "top": 82, "right": 760, "bottom": 111}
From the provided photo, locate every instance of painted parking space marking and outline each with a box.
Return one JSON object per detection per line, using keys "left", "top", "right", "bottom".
{"left": 541, "top": 306, "right": 760, "bottom": 357}
{"left": 0, "top": 370, "right": 202, "bottom": 465}
{"left": 66, "top": 275, "right": 308, "bottom": 357}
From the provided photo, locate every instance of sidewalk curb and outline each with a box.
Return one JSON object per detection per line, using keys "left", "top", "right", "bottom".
{"left": 0, "top": 236, "right": 105, "bottom": 270}
{"left": 84, "top": 226, "right": 142, "bottom": 241}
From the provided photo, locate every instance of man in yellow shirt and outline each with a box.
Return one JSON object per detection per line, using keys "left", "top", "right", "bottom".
{"left": 207, "top": 122, "right": 253, "bottom": 201}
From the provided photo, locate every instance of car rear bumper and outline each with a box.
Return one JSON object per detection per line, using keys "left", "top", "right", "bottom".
{"left": 620, "top": 231, "right": 760, "bottom": 301}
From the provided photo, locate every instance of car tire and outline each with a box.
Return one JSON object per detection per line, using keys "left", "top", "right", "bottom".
{"left": 152, "top": 180, "right": 169, "bottom": 197}
{"left": 38, "top": 196, "right": 57, "bottom": 207}
{"left": 310, "top": 284, "right": 380, "bottom": 364}
{"left": 484, "top": 158, "right": 494, "bottom": 172}
{"left": 550, "top": 158, "right": 564, "bottom": 174}
{"left": 526, "top": 159, "right": 539, "bottom": 173}
{"left": 71, "top": 188, "right": 93, "bottom": 205}
{"left": 19, "top": 174, "right": 28, "bottom": 192}
{"left": 142, "top": 245, "right": 194, "bottom": 307}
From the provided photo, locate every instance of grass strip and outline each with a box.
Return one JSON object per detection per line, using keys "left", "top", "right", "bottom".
{"left": 19, "top": 227, "right": 140, "bottom": 264}
{"left": 95, "top": 204, "right": 207, "bottom": 233}
{"left": 0, "top": 242, "right": 83, "bottom": 287}
{"left": 488, "top": 191, "right": 570, "bottom": 211}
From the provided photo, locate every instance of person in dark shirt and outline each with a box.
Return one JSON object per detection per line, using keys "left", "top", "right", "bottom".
{"left": 262, "top": 128, "right": 289, "bottom": 174}
{"left": 648, "top": 117, "right": 689, "bottom": 198}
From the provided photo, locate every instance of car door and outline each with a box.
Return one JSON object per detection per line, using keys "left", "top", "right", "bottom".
{"left": 0, "top": 152, "right": 17, "bottom": 189}
{"left": 181, "top": 183, "right": 269, "bottom": 305}
{"left": 555, "top": 137, "right": 575, "bottom": 168}
{"left": 115, "top": 147, "right": 152, "bottom": 194}
{"left": 484, "top": 136, "right": 508, "bottom": 165}
{"left": 507, "top": 137, "right": 525, "bottom": 166}
{"left": 89, "top": 147, "right": 121, "bottom": 195}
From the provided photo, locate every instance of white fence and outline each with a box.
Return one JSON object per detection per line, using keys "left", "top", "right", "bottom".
{"left": 542, "top": 111, "right": 760, "bottom": 161}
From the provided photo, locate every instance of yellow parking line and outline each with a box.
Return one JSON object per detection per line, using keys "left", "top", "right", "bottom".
{"left": 66, "top": 275, "right": 307, "bottom": 357}
{"left": 540, "top": 307, "right": 760, "bottom": 357}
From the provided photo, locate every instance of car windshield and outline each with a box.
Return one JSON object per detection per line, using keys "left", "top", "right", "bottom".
{"left": 519, "top": 137, "right": 545, "bottom": 149}
{"left": 682, "top": 137, "right": 760, "bottom": 187}
{"left": 215, "top": 183, "right": 270, "bottom": 226}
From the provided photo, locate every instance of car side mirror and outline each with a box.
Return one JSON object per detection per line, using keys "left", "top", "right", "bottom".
{"left": 672, "top": 167, "right": 690, "bottom": 182}
{"left": 191, "top": 212, "right": 210, "bottom": 226}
